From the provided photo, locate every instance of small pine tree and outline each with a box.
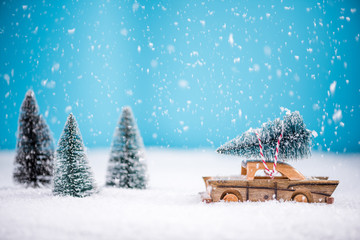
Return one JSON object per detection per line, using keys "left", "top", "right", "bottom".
{"left": 14, "top": 90, "right": 54, "bottom": 187}
{"left": 217, "top": 111, "right": 312, "bottom": 161}
{"left": 106, "top": 107, "right": 147, "bottom": 189}
{"left": 53, "top": 113, "right": 96, "bottom": 197}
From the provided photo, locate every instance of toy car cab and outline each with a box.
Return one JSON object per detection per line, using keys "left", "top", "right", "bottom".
{"left": 200, "top": 160, "right": 339, "bottom": 204}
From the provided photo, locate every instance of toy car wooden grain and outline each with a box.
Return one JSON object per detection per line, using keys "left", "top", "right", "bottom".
{"left": 200, "top": 160, "right": 339, "bottom": 204}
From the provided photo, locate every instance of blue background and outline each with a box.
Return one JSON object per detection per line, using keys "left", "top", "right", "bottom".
{"left": 1, "top": 0, "right": 359, "bottom": 153}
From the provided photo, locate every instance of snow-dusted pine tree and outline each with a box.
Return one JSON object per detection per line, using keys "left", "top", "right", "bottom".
{"left": 217, "top": 111, "right": 312, "bottom": 161}
{"left": 106, "top": 106, "right": 147, "bottom": 189}
{"left": 14, "top": 90, "right": 54, "bottom": 187}
{"left": 53, "top": 113, "right": 96, "bottom": 197}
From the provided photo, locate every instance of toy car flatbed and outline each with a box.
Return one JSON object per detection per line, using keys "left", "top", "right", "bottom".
{"left": 201, "top": 160, "right": 339, "bottom": 204}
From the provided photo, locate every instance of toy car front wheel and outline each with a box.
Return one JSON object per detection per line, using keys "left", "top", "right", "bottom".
{"left": 291, "top": 190, "right": 313, "bottom": 203}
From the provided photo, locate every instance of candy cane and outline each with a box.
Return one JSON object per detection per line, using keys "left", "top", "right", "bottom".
{"left": 255, "top": 132, "right": 273, "bottom": 178}
{"left": 255, "top": 126, "right": 283, "bottom": 178}
{"left": 273, "top": 132, "right": 283, "bottom": 174}
{"left": 255, "top": 132, "right": 272, "bottom": 176}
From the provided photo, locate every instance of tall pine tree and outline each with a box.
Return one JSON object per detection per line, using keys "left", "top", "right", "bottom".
{"left": 53, "top": 113, "right": 96, "bottom": 197}
{"left": 106, "top": 107, "right": 147, "bottom": 189}
{"left": 14, "top": 90, "right": 54, "bottom": 187}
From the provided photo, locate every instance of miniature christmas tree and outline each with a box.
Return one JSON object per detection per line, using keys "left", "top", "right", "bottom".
{"left": 13, "top": 90, "right": 54, "bottom": 187}
{"left": 106, "top": 106, "right": 147, "bottom": 189}
{"left": 217, "top": 111, "right": 312, "bottom": 161}
{"left": 53, "top": 113, "right": 96, "bottom": 197}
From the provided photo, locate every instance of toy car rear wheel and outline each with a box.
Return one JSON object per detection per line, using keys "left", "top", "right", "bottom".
{"left": 223, "top": 193, "right": 239, "bottom": 202}
{"left": 220, "top": 190, "right": 243, "bottom": 202}
{"left": 291, "top": 190, "right": 313, "bottom": 203}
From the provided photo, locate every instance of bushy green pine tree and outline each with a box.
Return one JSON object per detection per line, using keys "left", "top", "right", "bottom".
{"left": 217, "top": 111, "right": 312, "bottom": 161}
{"left": 53, "top": 113, "right": 96, "bottom": 197}
{"left": 14, "top": 90, "right": 54, "bottom": 187}
{"left": 106, "top": 106, "right": 147, "bottom": 189}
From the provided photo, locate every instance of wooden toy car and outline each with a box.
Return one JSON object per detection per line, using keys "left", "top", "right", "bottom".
{"left": 200, "top": 160, "right": 339, "bottom": 204}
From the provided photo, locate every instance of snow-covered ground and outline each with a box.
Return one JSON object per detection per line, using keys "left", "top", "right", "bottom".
{"left": 0, "top": 149, "right": 359, "bottom": 240}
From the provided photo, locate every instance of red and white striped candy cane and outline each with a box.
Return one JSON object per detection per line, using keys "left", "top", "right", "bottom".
{"left": 273, "top": 132, "right": 283, "bottom": 174}
{"left": 255, "top": 129, "right": 283, "bottom": 178}
{"left": 255, "top": 132, "right": 274, "bottom": 177}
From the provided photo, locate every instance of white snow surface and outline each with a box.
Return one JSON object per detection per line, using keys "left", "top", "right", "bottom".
{"left": 0, "top": 149, "right": 359, "bottom": 240}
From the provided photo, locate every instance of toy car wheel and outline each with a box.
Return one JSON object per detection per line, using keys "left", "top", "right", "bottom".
{"left": 220, "top": 190, "right": 243, "bottom": 202}
{"left": 291, "top": 190, "right": 313, "bottom": 203}
{"left": 223, "top": 193, "right": 239, "bottom": 202}
{"left": 293, "top": 194, "right": 308, "bottom": 202}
